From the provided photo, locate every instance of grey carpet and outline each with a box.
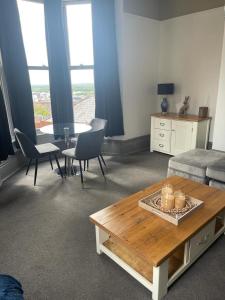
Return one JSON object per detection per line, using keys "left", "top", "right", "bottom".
{"left": 0, "top": 152, "right": 224, "bottom": 300}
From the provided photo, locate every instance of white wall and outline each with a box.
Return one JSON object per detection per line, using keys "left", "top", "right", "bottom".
{"left": 213, "top": 9, "right": 225, "bottom": 150}
{"left": 158, "top": 7, "right": 224, "bottom": 141}
{"left": 115, "top": 0, "right": 160, "bottom": 140}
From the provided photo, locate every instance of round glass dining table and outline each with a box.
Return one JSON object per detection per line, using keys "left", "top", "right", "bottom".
{"left": 40, "top": 122, "right": 92, "bottom": 176}
{"left": 40, "top": 122, "right": 91, "bottom": 136}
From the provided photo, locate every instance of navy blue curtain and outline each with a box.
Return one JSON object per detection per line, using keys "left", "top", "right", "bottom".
{"left": 44, "top": 0, "right": 74, "bottom": 128}
{"left": 0, "top": 0, "right": 36, "bottom": 144}
{"left": 0, "top": 87, "right": 14, "bottom": 161}
{"left": 92, "top": 0, "right": 124, "bottom": 136}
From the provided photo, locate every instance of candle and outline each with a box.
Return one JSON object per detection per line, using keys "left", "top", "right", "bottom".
{"left": 175, "top": 193, "right": 186, "bottom": 209}
{"left": 161, "top": 194, "right": 175, "bottom": 210}
{"left": 161, "top": 184, "right": 173, "bottom": 196}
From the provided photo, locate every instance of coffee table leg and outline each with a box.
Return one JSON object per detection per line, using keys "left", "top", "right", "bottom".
{"left": 152, "top": 260, "right": 168, "bottom": 300}
{"left": 95, "top": 226, "right": 109, "bottom": 255}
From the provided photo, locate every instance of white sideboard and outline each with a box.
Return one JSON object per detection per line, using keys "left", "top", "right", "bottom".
{"left": 151, "top": 113, "right": 211, "bottom": 156}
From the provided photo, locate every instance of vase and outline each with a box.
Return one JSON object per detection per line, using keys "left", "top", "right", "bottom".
{"left": 161, "top": 98, "right": 168, "bottom": 114}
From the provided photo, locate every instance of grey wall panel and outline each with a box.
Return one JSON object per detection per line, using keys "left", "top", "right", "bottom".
{"left": 123, "top": 0, "right": 159, "bottom": 20}
{"left": 159, "top": 0, "right": 225, "bottom": 20}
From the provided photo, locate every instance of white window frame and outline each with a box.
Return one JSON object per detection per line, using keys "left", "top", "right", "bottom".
{"left": 63, "top": 0, "right": 94, "bottom": 73}
{"left": 20, "top": 0, "right": 95, "bottom": 134}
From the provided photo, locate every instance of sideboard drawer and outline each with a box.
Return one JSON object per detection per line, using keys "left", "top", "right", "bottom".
{"left": 153, "top": 140, "right": 170, "bottom": 153}
{"left": 154, "top": 129, "right": 171, "bottom": 142}
{"left": 154, "top": 118, "right": 171, "bottom": 131}
{"left": 189, "top": 219, "right": 215, "bottom": 262}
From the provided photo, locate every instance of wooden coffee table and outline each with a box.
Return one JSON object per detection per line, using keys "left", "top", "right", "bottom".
{"left": 90, "top": 176, "right": 225, "bottom": 300}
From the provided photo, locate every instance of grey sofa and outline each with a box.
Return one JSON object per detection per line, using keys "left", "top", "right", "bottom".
{"left": 167, "top": 149, "right": 225, "bottom": 189}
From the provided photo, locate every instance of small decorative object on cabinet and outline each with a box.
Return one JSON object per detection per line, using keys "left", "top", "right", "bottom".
{"left": 157, "top": 83, "right": 174, "bottom": 115}
{"left": 150, "top": 113, "right": 211, "bottom": 155}
{"left": 199, "top": 107, "right": 208, "bottom": 118}
{"left": 179, "top": 96, "right": 190, "bottom": 115}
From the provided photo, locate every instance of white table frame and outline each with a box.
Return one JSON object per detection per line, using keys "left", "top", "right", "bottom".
{"left": 94, "top": 211, "right": 225, "bottom": 300}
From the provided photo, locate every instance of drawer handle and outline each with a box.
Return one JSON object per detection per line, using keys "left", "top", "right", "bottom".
{"left": 159, "top": 134, "right": 165, "bottom": 137}
{"left": 197, "top": 234, "right": 210, "bottom": 246}
{"left": 159, "top": 144, "right": 164, "bottom": 148}
{"left": 160, "top": 123, "right": 165, "bottom": 126}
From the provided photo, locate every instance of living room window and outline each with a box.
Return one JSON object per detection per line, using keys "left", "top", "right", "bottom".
{"left": 17, "top": 0, "right": 52, "bottom": 130}
{"left": 18, "top": 0, "right": 95, "bottom": 129}
{"left": 65, "top": 1, "right": 95, "bottom": 124}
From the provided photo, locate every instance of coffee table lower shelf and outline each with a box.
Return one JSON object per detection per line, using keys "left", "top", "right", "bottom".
{"left": 103, "top": 239, "right": 183, "bottom": 284}
{"left": 94, "top": 217, "right": 225, "bottom": 300}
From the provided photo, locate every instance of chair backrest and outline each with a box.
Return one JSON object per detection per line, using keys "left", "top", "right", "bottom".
{"left": 90, "top": 118, "right": 107, "bottom": 132}
{"left": 14, "top": 129, "right": 39, "bottom": 159}
{"left": 75, "top": 129, "right": 105, "bottom": 160}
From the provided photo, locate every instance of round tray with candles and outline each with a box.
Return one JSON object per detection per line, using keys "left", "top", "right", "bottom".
{"left": 151, "top": 195, "right": 194, "bottom": 214}
{"left": 138, "top": 184, "right": 204, "bottom": 225}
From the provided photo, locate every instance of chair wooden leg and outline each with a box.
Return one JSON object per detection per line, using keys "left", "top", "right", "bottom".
{"left": 79, "top": 160, "right": 84, "bottom": 185}
{"left": 100, "top": 154, "right": 107, "bottom": 167}
{"left": 98, "top": 156, "right": 105, "bottom": 177}
{"left": 26, "top": 159, "right": 32, "bottom": 175}
{"left": 55, "top": 155, "right": 63, "bottom": 178}
{"left": 34, "top": 159, "right": 38, "bottom": 186}
{"left": 49, "top": 155, "right": 53, "bottom": 170}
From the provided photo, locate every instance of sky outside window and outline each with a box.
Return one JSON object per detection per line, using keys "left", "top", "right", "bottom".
{"left": 17, "top": 0, "right": 48, "bottom": 68}
{"left": 66, "top": 3, "right": 94, "bottom": 68}
{"left": 18, "top": 1, "right": 94, "bottom": 84}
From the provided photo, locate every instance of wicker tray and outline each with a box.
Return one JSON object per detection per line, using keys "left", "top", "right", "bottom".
{"left": 139, "top": 190, "right": 204, "bottom": 225}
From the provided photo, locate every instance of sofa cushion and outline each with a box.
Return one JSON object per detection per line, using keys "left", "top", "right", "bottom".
{"left": 168, "top": 149, "right": 225, "bottom": 179}
{"left": 206, "top": 157, "right": 225, "bottom": 182}
{"left": 209, "top": 179, "right": 225, "bottom": 190}
{"left": 167, "top": 168, "right": 205, "bottom": 183}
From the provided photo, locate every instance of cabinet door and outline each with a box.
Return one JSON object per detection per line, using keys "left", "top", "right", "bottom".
{"left": 171, "top": 121, "right": 196, "bottom": 155}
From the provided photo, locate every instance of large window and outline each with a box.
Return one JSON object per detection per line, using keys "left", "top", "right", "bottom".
{"left": 18, "top": 0, "right": 52, "bottom": 129}
{"left": 18, "top": 0, "right": 95, "bottom": 129}
{"left": 65, "top": 2, "right": 95, "bottom": 124}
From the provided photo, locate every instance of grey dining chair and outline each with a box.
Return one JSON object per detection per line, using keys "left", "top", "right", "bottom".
{"left": 71, "top": 118, "right": 107, "bottom": 170}
{"left": 14, "top": 128, "right": 63, "bottom": 185}
{"left": 90, "top": 118, "right": 107, "bottom": 132}
{"left": 62, "top": 129, "right": 105, "bottom": 185}
{"left": 89, "top": 118, "right": 107, "bottom": 167}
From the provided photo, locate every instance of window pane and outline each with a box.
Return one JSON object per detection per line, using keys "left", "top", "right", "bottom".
{"left": 71, "top": 70, "right": 95, "bottom": 123}
{"left": 17, "top": 0, "right": 48, "bottom": 67}
{"left": 29, "top": 70, "right": 52, "bottom": 129}
{"left": 66, "top": 4, "right": 94, "bottom": 66}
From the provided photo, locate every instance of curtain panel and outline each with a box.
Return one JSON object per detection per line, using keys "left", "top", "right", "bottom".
{"left": 92, "top": 0, "right": 124, "bottom": 137}
{"left": 0, "top": 87, "right": 14, "bottom": 161}
{"left": 44, "top": 0, "right": 74, "bottom": 132}
{"left": 0, "top": 0, "right": 36, "bottom": 143}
